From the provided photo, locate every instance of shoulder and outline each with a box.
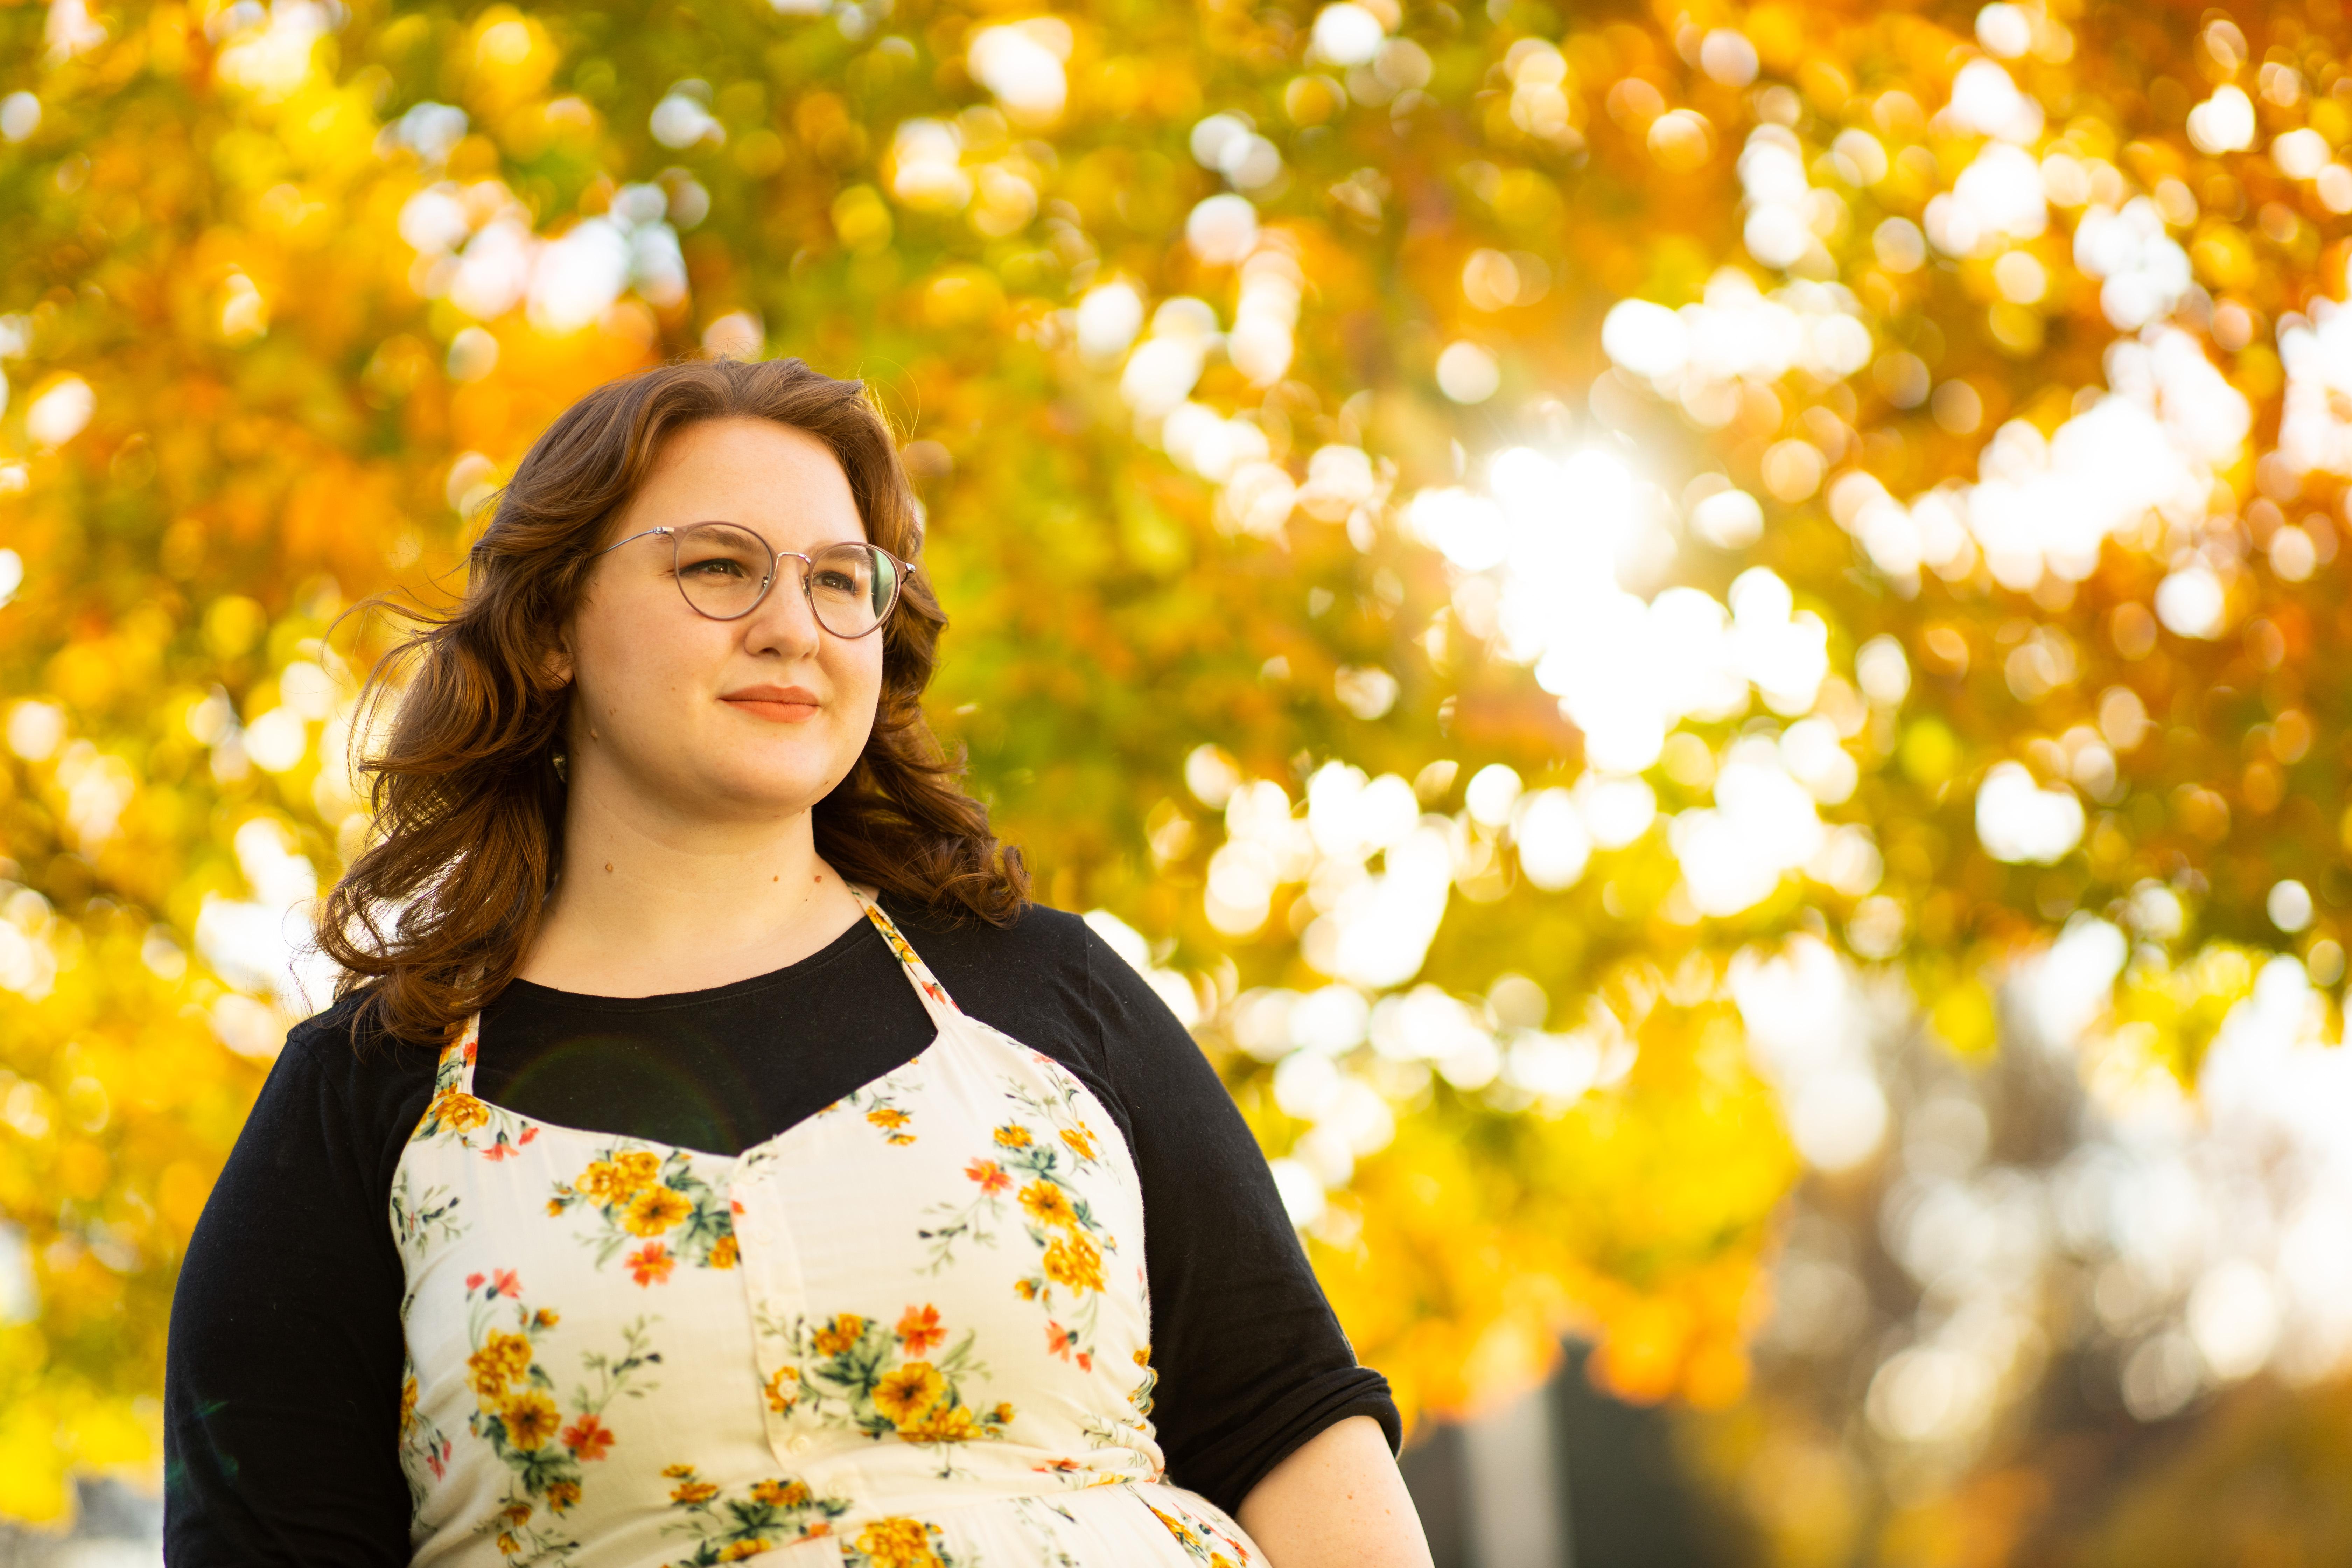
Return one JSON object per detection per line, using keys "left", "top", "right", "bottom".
{"left": 878, "top": 894, "right": 1093, "bottom": 972}
{"left": 250, "top": 990, "right": 441, "bottom": 1171}
{"left": 272, "top": 990, "right": 430, "bottom": 1087}
{"left": 876, "top": 896, "right": 1106, "bottom": 1017}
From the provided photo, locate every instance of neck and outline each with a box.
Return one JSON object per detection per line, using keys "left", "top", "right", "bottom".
{"left": 516, "top": 782, "right": 868, "bottom": 999}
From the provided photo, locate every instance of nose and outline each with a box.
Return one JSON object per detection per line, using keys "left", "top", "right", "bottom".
{"left": 741, "top": 555, "right": 825, "bottom": 659}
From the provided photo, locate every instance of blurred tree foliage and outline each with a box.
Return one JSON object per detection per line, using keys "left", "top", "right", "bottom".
{"left": 3, "top": 0, "right": 2351, "bottom": 1551}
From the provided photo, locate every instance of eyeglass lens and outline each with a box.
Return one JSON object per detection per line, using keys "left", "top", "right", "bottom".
{"left": 671, "top": 524, "right": 900, "bottom": 635}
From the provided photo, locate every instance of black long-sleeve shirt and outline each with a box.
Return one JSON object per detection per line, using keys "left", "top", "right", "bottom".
{"left": 163, "top": 894, "right": 1398, "bottom": 1563}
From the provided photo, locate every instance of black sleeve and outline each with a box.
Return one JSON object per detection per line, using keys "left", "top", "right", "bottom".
{"left": 164, "top": 1003, "right": 418, "bottom": 1566}
{"left": 1077, "top": 927, "right": 1403, "bottom": 1516}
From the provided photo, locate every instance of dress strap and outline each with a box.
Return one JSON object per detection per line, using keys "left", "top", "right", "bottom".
{"left": 434, "top": 1014, "right": 482, "bottom": 1099}
{"left": 848, "top": 884, "right": 965, "bottom": 1026}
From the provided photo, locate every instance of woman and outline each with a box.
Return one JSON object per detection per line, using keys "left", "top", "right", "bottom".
{"left": 164, "top": 357, "right": 1434, "bottom": 1568}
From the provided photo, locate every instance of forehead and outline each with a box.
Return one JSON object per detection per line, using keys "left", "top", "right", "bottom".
{"left": 627, "top": 417, "right": 866, "bottom": 549}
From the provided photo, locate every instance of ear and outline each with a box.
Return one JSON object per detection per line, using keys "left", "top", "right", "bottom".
{"left": 538, "top": 627, "right": 575, "bottom": 690}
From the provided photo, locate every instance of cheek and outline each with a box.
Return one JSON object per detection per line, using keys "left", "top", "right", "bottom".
{"left": 831, "top": 638, "right": 887, "bottom": 712}
{"left": 576, "top": 600, "right": 711, "bottom": 712}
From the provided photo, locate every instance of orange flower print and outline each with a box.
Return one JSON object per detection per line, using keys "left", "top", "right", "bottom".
{"left": 1046, "top": 1322, "right": 1077, "bottom": 1362}
{"left": 1060, "top": 1125, "right": 1099, "bottom": 1161}
{"left": 710, "top": 1234, "right": 740, "bottom": 1270}
{"left": 963, "top": 1158, "right": 1010, "bottom": 1195}
{"left": 1018, "top": 1180, "right": 1078, "bottom": 1232}
{"left": 751, "top": 1477, "right": 811, "bottom": 1508}
{"left": 992, "top": 1123, "right": 1032, "bottom": 1149}
{"left": 896, "top": 1304, "right": 945, "bottom": 1357}
{"left": 532, "top": 1308, "right": 559, "bottom": 1329}
{"left": 560, "top": 1414, "right": 614, "bottom": 1461}
{"left": 626, "top": 1242, "right": 676, "bottom": 1286}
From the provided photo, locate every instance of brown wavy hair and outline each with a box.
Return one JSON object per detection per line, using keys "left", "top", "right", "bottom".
{"left": 318, "top": 357, "right": 1027, "bottom": 1049}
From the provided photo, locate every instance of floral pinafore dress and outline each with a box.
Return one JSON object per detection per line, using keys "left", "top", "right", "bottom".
{"left": 393, "top": 888, "right": 1261, "bottom": 1568}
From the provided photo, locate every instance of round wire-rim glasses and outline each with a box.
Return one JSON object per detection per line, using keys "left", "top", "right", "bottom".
{"left": 595, "top": 522, "right": 913, "bottom": 638}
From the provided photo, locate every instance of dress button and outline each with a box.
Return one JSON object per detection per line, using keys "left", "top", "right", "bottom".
{"left": 788, "top": 1433, "right": 813, "bottom": 1456}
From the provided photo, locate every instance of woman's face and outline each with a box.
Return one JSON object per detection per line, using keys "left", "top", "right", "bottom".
{"left": 552, "top": 416, "right": 885, "bottom": 827}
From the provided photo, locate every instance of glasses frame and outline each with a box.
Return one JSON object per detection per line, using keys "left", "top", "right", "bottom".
{"left": 594, "top": 522, "right": 914, "bottom": 638}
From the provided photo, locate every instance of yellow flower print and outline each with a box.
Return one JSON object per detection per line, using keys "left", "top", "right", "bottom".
{"left": 765, "top": 1365, "right": 799, "bottom": 1414}
{"left": 1014, "top": 1279, "right": 1038, "bottom": 1300}
{"left": 623, "top": 1184, "right": 692, "bottom": 1236}
{"left": 1150, "top": 1505, "right": 1201, "bottom": 1548}
{"left": 400, "top": 1374, "right": 419, "bottom": 1435}
{"left": 545, "top": 1197, "right": 566, "bottom": 1216}
{"left": 992, "top": 1123, "right": 1032, "bottom": 1148}
{"left": 496, "top": 1531, "right": 519, "bottom": 1556}
{"left": 671, "top": 1478, "right": 721, "bottom": 1505}
{"left": 873, "top": 1362, "right": 947, "bottom": 1425}
{"left": 867, "top": 1106, "right": 911, "bottom": 1131}
{"left": 1042, "top": 1234, "right": 1106, "bottom": 1294}
{"left": 991, "top": 1401, "right": 1015, "bottom": 1425}
{"left": 532, "top": 1307, "right": 559, "bottom": 1329}
{"left": 811, "top": 1314, "right": 866, "bottom": 1357}
{"left": 573, "top": 1161, "right": 623, "bottom": 1202}
{"left": 852, "top": 1517, "right": 944, "bottom": 1568}
{"left": 613, "top": 1148, "right": 662, "bottom": 1191}
{"left": 750, "top": 1477, "right": 811, "bottom": 1507}
{"left": 710, "top": 1234, "right": 740, "bottom": 1269}
{"left": 430, "top": 1090, "right": 491, "bottom": 1133}
{"left": 500, "top": 1390, "right": 561, "bottom": 1451}
{"left": 546, "top": 1479, "right": 580, "bottom": 1513}
{"left": 467, "top": 1331, "right": 533, "bottom": 1403}
{"left": 719, "top": 1543, "right": 771, "bottom": 1562}
{"left": 1018, "top": 1180, "right": 1079, "bottom": 1232}
{"left": 1060, "top": 1125, "right": 1099, "bottom": 1161}
{"left": 663, "top": 1463, "right": 697, "bottom": 1478}
{"left": 897, "top": 1401, "right": 978, "bottom": 1444}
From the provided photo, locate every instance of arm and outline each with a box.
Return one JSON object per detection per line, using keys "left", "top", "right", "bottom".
{"left": 1067, "top": 925, "right": 1415, "bottom": 1517}
{"left": 164, "top": 1010, "right": 416, "bottom": 1566}
{"left": 1237, "top": 1414, "right": 1436, "bottom": 1568}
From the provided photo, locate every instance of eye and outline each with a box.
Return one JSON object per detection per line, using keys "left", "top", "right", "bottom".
{"left": 811, "top": 568, "right": 861, "bottom": 594}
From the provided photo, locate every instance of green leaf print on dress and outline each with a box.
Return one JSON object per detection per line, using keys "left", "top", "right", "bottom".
{"left": 1146, "top": 1498, "right": 1256, "bottom": 1567}
{"left": 392, "top": 1163, "right": 468, "bottom": 1258}
{"left": 924, "top": 1077, "right": 1121, "bottom": 1372}
{"left": 808, "top": 1062, "right": 926, "bottom": 1146}
{"left": 655, "top": 1465, "right": 852, "bottom": 1566}
{"left": 769, "top": 1307, "right": 1013, "bottom": 1478}
{"left": 547, "top": 1146, "right": 738, "bottom": 1283}
{"left": 456, "top": 1270, "right": 660, "bottom": 1565}
{"left": 398, "top": 1352, "right": 454, "bottom": 1516}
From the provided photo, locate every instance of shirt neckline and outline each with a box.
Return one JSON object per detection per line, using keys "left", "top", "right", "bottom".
{"left": 487, "top": 899, "right": 888, "bottom": 1015}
